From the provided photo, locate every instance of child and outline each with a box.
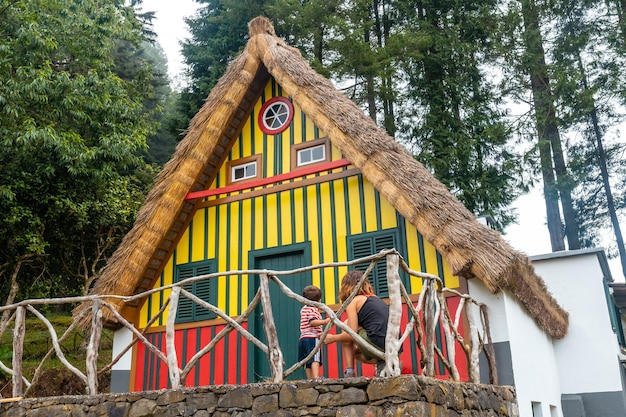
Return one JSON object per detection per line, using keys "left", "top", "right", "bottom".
{"left": 298, "top": 285, "right": 330, "bottom": 379}
{"left": 323, "top": 270, "right": 389, "bottom": 377}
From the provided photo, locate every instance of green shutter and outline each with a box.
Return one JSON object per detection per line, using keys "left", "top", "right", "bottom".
{"left": 174, "top": 260, "right": 217, "bottom": 323}
{"left": 347, "top": 230, "right": 400, "bottom": 297}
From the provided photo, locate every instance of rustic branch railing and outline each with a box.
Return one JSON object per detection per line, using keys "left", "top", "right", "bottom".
{"left": 0, "top": 249, "right": 497, "bottom": 397}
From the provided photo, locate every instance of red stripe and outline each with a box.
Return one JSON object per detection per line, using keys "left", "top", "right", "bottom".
{"left": 185, "top": 158, "right": 352, "bottom": 200}
{"left": 213, "top": 325, "right": 225, "bottom": 384}
{"left": 134, "top": 341, "right": 145, "bottom": 391}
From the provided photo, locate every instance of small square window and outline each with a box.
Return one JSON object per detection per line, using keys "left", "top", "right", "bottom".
{"left": 291, "top": 138, "right": 330, "bottom": 171}
{"left": 297, "top": 144, "right": 326, "bottom": 166}
{"left": 227, "top": 154, "right": 262, "bottom": 185}
{"left": 232, "top": 161, "right": 257, "bottom": 181}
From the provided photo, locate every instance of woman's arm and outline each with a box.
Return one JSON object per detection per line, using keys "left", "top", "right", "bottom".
{"left": 323, "top": 296, "right": 362, "bottom": 344}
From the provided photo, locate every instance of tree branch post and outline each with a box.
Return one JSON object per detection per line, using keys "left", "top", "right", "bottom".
{"left": 260, "top": 273, "right": 283, "bottom": 382}
{"left": 12, "top": 306, "right": 25, "bottom": 398}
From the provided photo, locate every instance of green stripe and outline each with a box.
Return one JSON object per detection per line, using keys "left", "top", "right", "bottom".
{"left": 275, "top": 132, "right": 282, "bottom": 174}
{"left": 262, "top": 195, "right": 268, "bottom": 248}
{"left": 249, "top": 112, "right": 255, "bottom": 154}
{"left": 158, "top": 271, "right": 164, "bottom": 326}
{"left": 374, "top": 188, "right": 382, "bottom": 230}
{"left": 357, "top": 174, "right": 366, "bottom": 233}
{"left": 290, "top": 109, "right": 295, "bottom": 146}
{"left": 204, "top": 208, "right": 209, "bottom": 259}
{"left": 250, "top": 197, "right": 256, "bottom": 251}
{"left": 409, "top": 327, "right": 419, "bottom": 374}
{"left": 181, "top": 329, "right": 188, "bottom": 381}
{"left": 435, "top": 323, "right": 445, "bottom": 375}
{"left": 155, "top": 334, "right": 162, "bottom": 389}
{"left": 277, "top": 191, "right": 283, "bottom": 246}
{"left": 436, "top": 251, "right": 445, "bottom": 286}
{"left": 188, "top": 219, "right": 193, "bottom": 260}
{"left": 235, "top": 327, "right": 242, "bottom": 384}
{"left": 418, "top": 232, "right": 426, "bottom": 272}
{"left": 301, "top": 110, "right": 306, "bottom": 142}
{"left": 143, "top": 334, "right": 150, "bottom": 390}
{"left": 147, "top": 286, "right": 153, "bottom": 325}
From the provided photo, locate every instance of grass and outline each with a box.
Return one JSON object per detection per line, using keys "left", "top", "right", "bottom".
{"left": 0, "top": 311, "right": 114, "bottom": 383}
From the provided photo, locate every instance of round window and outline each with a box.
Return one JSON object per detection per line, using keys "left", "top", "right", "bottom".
{"left": 258, "top": 97, "right": 294, "bottom": 134}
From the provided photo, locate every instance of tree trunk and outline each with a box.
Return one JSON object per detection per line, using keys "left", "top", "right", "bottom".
{"left": 520, "top": 0, "right": 569, "bottom": 251}
{"left": 578, "top": 56, "right": 626, "bottom": 279}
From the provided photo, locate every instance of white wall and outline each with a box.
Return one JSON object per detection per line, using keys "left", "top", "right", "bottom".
{"left": 468, "top": 279, "right": 563, "bottom": 417}
{"left": 112, "top": 327, "right": 133, "bottom": 371}
{"left": 504, "top": 290, "right": 563, "bottom": 417}
{"left": 531, "top": 249, "right": 623, "bottom": 395}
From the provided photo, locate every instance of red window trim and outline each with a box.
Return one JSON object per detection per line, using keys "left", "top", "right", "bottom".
{"left": 258, "top": 96, "right": 294, "bottom": 135}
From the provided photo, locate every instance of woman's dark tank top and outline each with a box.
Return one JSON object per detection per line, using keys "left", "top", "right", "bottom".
{"left": 357, "top": 296, "right": 389, "bottom": 350}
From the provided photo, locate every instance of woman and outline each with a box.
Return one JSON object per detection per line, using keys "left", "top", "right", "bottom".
{"left": 324, "top": 270, "right": 389, "bottom": 377}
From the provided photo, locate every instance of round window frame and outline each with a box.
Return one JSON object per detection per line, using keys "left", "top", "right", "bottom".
{"left": 258, "top": 97, "right": 294, "bottom": 135}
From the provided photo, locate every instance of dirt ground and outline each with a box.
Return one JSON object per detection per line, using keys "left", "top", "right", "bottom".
{"left": 1, "top": 369, "right": 110, "bottom": 398}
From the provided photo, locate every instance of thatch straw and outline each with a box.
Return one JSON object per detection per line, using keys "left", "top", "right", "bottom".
{"left": 74, "top": 16, "right": 568, "bottom": 339}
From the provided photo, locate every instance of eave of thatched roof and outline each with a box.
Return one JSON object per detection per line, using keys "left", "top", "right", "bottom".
{"left": 75, "top": 16, "right": 568, "bottom": 339}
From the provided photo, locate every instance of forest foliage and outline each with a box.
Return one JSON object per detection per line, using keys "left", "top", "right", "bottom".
{"left": 0, "top": 0, "right": 625, "bottom": 307}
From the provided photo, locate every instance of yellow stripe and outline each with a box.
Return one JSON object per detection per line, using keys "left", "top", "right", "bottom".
{"left": 363, "top": 181, "right": 377, "bottom": 232}
{"left": 280, "top": 191, "right": 292, "bottom": 245}
{"left": 177, "top": 229, "right": 190, "bottom": 265}
{"left": 293, "top": 188, "right": 305, "bottom": 242}
{"left": 346, "top": 176, "right": 363, "bottom": 234}
{"left": 207, "top": 206, "right": 217, "bottom": 259}
{"left": 228, "top": 202, "right": 240, "bottom": 315}
{"left": 380, "top": 193, "right": 397, "bottom": 230}
{"left": 266, "top": 193, "right": 278, "bottom": 247}
{"left": 405, "top": 220, "right": 423, "bottom": 293}
{"left": 217, "top": 204, "right": 228, "bottom": 312}
{"left": 423, "top": 240, "right": 438, "bottom": 276}
{"left": 254, "top": 197, "right": 264, "bottom": 250}
{"left": 191, "top": 210, "right": 205, "bottom": 262}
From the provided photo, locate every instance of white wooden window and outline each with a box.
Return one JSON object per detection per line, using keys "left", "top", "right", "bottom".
{"left": 297, "top": 144, "right": 326, "bottom": 167}
{"left": 232, "top": 161, "right": 257, "bottom": 182}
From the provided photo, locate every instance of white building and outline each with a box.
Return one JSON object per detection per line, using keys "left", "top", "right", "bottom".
{"left": 469, "top": 248, "right": 626, "bottom": 417}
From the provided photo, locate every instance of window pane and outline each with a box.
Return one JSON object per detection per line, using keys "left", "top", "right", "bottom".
{"left": 311, "top": 146, "right": 325, "bottom": 161}
{"left": 245, "top": 163, "right": 256, "bottom": 177}
{"left": 299, "top": 149, "right": 311, "bottom": 164}
{"left": 234, "top": 166, "right": 245, "bottom": 180}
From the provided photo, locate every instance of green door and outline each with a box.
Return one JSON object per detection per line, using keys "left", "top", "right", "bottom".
{"left": 250, "top": 244, "right": 311, "bottom": 382}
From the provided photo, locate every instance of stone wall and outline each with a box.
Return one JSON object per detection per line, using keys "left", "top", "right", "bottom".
{"left": 0, "top": 375, "right": 518, "bottom": 417}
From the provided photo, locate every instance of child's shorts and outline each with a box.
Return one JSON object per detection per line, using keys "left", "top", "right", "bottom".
{"left": 298, "top": 337, "right": 322, "bottom": 368}
{"left": 354, "top": 328, "right": 384, "bottom": 364}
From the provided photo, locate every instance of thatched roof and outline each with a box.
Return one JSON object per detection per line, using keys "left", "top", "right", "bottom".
{"left": 75, "top": 16, "right": 568, "bottom": 338}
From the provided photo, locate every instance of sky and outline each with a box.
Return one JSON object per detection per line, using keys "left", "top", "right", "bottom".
{"left": 141, "top": 0, "right": 624, "bottom": 281}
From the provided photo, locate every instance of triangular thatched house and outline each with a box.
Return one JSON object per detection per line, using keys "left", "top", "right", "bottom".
{"left": 76, "top": 16, "right": 567, "bottom": 393}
